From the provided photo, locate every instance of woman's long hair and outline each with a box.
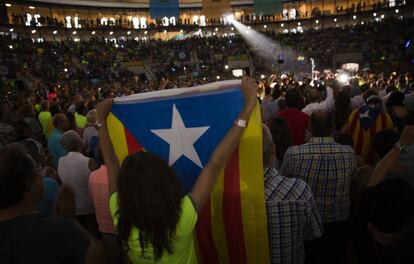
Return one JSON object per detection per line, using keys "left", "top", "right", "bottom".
{"left": 117, "top": 152, "right": 182, "bottom": 260}
{"left": 269, "top": 117, "right": 293, "bottom": 162}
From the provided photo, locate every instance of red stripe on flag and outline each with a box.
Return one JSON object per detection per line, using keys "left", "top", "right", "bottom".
{"left": 124, "top": 128, "right": 143, "bottom": 154}
{"left": 223, "top": 148, "right": 247, "bottom": 264}
{"left": 196, "top": 202, "right": 220, "bottom": 264}
{"left": 355, "top": 129, "right": 364, "bottom": 156}
{"left": 349, "top": 111, "right": 359, "bottom": 135}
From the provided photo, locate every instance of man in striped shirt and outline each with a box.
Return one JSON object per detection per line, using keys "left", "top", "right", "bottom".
{"left": 280, "top": 111, "right": 357, "bottom": 264}
{"left": 263, "top": 125, "right": 323, "bottom": 264}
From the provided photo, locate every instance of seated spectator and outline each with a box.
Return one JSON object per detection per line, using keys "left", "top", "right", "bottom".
{"left": 274, "top": 88, "right": 309, "bottom": 145}
{"left": 263, "top": 124, "right": 323, "bottom": 264}
{"left": 0, "top": 145, "right": 99, "bottom": 264}
{"left": 280, "top": 110, "right": 357, "bottom": 264}
{"left": 48, "top": 113, "right": 69, "bottom": 169}
{"left": 58, "top": 130, "right": 99, "bottom": 236}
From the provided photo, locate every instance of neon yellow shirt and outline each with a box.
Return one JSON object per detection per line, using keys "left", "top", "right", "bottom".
{"left": 38, "top": 111, "right": 52, "bottom": 138}
{"left": 109, "top": 193, "right": 198, "bottom": 264}
{"left": 75, "top": 113, "right": 87, "bottom": 129}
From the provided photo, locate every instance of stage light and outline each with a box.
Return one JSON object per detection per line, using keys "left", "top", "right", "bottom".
{"left": 29, "top": 6, "right": 35, "bottom": 9}
{"left": 9, "top": 28, "right": 13, "bottom": 32}
{"left": 338, "top": 73, "right": 349, "bottom": 84}
{"left": 353, "top": 15, "right": 357, "bottom": 20}
{"left": 373, "top": 12, "right": 377, "bottom": 17}
{"left": 109, "top": 31, "right": 113, "bottom": 35}
{"left": 91, "top": 31, "right": 96, "bottom": 35}
{"left": 163, "top": 30, "right": 167, "bottom": 33}
{"left": 380, "top": 14, "right": 385, "bottom": 19}
{"left": 216, "top": 75, "right": 221, "bottom": 80}
{"left": 225, "top": 14, "right": 234, "bottom": 22}
{"left": 9, "top": 45, "right": 13, "bottom": 49}
{"left": 231, "top": 27, "right": 234, "bottom": 31}
{"left": 72, "top": 31, "right": 77, "bottom": 35}
{"left": 297, "top": 22, "right": 301, "bottom": 26}
{"left": 144, "top": 31, "right": 148, "bottom": 34}
{"left": 31, "top": 29, "right": 36, "bottom": 34}
{"left": 215, "top": 27, "right": 219, "bottom": 32}
{"left": 247, "top": 25, "right": 251, "bottom": 29}
{"left": 225, "top": 65, "right": 229, "bottom": 70}
{"left": 180, "top": 29, "right": 184, "bottom": 33}
{"left": 127, "top": 31, "right": 131, "bottom": 35}
{"left": 281, "top": 23, "right": 284, "bottom": 27}
{"left": 395, "top": 9, "right": 399, "bottom": 13}
{"left": 261, "top": 74, "right": 265, "bottom": 79}
{"left": 315, "top": 20, "right": 319, "bottom": 24}
{"left": 5, "top": 3, "right": 11, "bottom": 7}
{"left": 334, "top": 18, "right": 337, "bottom": 22}
{"left": 361, "top": 21, "right": 364, "bottom": 25}
{"left": 264, "top": 25, "right": 267, "bottom": 28}
{"left": 64, "top": 68, "right": 68, "bottom": 72}
{"left": 53, "top": 30, "right": 57, "bottom": 34}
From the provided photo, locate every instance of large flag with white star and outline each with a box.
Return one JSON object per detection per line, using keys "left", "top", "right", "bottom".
{"left": 107, "top": 80, "right": 269, "bottom": 263}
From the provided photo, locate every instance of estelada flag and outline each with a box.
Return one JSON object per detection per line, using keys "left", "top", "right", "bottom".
{"left": 107, "top": 80, "right": 270, "bottom": 263}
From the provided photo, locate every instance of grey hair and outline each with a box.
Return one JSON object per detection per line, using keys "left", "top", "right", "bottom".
{"left": 262, "top": 124, "right": 273, "bottom": 166}
{"left": 60, "top": 130, "right": 82, "bottom": 152}
{"left": 86, "top": 109, "right": 97, "bottom": 125}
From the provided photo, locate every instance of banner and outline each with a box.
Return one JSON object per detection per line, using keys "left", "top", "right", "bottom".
{"left": 202, "top": 0, "right": 231, "bottom": 20}
{"left": 149, "top": 0, "right": 179, "bottom": 19}
{"left": 107, "top": 80, "right": 269, "bottom": 263}
{"left": 254, "top": 0, "right": 283, "bottom": 16}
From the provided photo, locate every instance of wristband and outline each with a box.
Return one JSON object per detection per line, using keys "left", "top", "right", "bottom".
{"left": 234, "top": 118, "right": 247, "bottom": 128}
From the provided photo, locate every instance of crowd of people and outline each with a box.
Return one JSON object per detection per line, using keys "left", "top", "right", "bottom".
{"left": 1, "top": 9, "right": 414, "bottom": 264}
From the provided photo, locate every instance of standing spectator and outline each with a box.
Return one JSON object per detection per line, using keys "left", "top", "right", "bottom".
{"left": 343, "top": 95, "right": 393, "bottom": 163}
{"left": 83, "top": 110, "right": 99, "bottom": 157}
{"left": 48, "top": 113, "right": 69, "bottom": 169}
{"left": 68, "top": 94, "right": 84, "bottom": 114}
{"left": 386, "top": 91, "right": 407, "bottom": 134}
{"left": 333, "top": 91, "right": 352, "bottom": 131}
{"left": 58, "top": 131, "right": 99, "bottom": 236}
{"left": 38, "top": 100, "right": 53, "bottom": 139}
{"left": 263, "top": 125, "right": 323, "bottom": 264}
{"left": 0, "top": 145, "right": 99, "bottom": 264}
{"left": 75, "top": 102, "right": 88, "bottom": 129}
{"left": 47, "top": 87, "right": 58, "bottom": 104}
{"left": 262, "top": 86, "right": 279, "bottom": 124}
{"left": 89, "top": 156, "right": 120, "bottom": 264}
{"left": 280, "top": 110, "right": 357, "bottom": 264}
{"left": 274, "top": 88, "right": 309, "bottom": 145}
{"left": 268, "top": 117, "right": 293, "bottom": 168}
{"left": 302, "top": 86, "right": 334, "bottom": 116}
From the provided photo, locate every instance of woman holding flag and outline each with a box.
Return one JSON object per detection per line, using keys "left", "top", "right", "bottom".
{"left": 96, "top": 76, "right": 258, "bottom": 263}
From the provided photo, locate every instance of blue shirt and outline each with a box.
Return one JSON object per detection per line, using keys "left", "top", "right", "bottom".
{"left": 47, "top": 129, "right": 67, "bottom": 169}
{"left": 38, "top": 176, "right": 59, "bottom": 217}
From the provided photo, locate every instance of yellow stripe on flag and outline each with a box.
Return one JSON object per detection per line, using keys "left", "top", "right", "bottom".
{"left": 107, "top": 113, "right": 129, "bottom": 165}
{"left": 239, "top": 103, "right": 270, "bottom": 263}
{"left": 210, "top": 170, "right": 231, "bottom": 264}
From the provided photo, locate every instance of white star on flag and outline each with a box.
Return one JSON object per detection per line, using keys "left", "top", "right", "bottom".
{"left": 151, "top": 104, "right": 209, "bottom": 168}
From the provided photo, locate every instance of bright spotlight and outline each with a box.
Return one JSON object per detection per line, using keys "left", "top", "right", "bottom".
{"left": 9, "top": 45, "right": 13, "bottom": 49}
{"left": 144, "top": 31, "right": 148, "bottom": 34}
{"left": 29, "top": 6, "right": 35, "bottom": 9}
{"left": 9, "top": 28, "right": 13, "bottom": 32}
{"left": 5, "top": 3, "right": 12, "bottom": 7}
{"left": 380, "top": 14, "right": 385, "bottom": 19}
{"left": 260, "top": 74, "right": 265, "bottom": 79}
{"left": 31, "top": 29, "right": 36, "bottom": 34}
{"left": 361, "top": 21, "right": 364, "bottom": 25}
{"left": 334, "top": 18, "right": 337, "bottom": 22}
{"left": 53, "top": 30, "right": 57, "bottom": 34}
{"left": 224, "top": 65, "right": 229, "bottom": 70}
{"left": 353, "top": 15, "right": 357, "bottom": 20}
{"left": 338, "top": 73, "right": 349, "bottom": 84}
{"left": 72, "top": 31, "right": 77, "bottom": 35}
{"left": 216, "top": 75, "right": 221, "bottom": 80}
{"left": 297, "top": 22, "right": 301, "bottom": 26}
{"left": 109, "top": 31, "right": 113, "bottom": 35}
{"left": 315, "top": 20, "right": 319, "bottom": 24}
{"left": 91, "top": 31, "right": 96, "bottom": 35}
{"left": 163, "top": 30, "right": 167, "bottom": 33}
{"left": 281, "top": 23, "right": 284, "bottom": 27}
{"left": 64, "top": 68, "right": 68, "bottom": 72}
{"left": 226, "top": 14, "right": 234, "bottom": 22}
{"left": 180, "top": 29, "right": 184, "bottom": 33}
{"left": 373, "top": 12, "right": 377, "bottom": 17}
{"left": 395, "top": 9, "right": 399, "bottom": 13}
{"left": 127, "top": 31, "right": 131, "bottom": 35}
{"left": 264, "top": 25, "right": 267, "bottom": 28}
{"left": 215, "top": 27, "right": 218, "bottom": 32}
{"left": 231, "top": 27, "right": 234, "bottom": 31}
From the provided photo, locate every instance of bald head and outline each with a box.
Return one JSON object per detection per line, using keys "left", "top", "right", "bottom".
{"left": 310, "top": 110, "right": 335, "bottom": 137}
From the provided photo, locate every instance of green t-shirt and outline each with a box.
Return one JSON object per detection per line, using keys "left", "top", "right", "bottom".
{"left": 75, "top": 113, "right": 87, "bottom": 129}
{"left": 38, "top": 111, "right": 52, "bottom": 138}
{"left": 109, "top": 193, "right": 198, "bottom": 264}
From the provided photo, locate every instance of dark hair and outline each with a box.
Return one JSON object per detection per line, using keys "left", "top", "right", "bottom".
{"left": 0, "top": 145, "right": 36, "bottom": 209}
{"left": 360, "top": 84, "right": 370, "bottom": 94}
{"left": 334, "top": 133, "right": 354, "bottom": 147}
{"left": 269, "top": 117, "right": 293, "bottom": 162}
{"left": 334, "top": 91, "right": 352, "bottom": 130}
{"left": 363, "top": 89, "right": 378, "bottom": 103}
{"left": 49, "top": 103, "right": 61, "bottom": 116}
{"left": 265, "top": 86, "right": 271, "bottom": 96}
{"left": 386, "top": 91, "right": 405, "bottom": 107}
{"left": 310, "top": 111, "right": 335, "bottom": 137}
{"left": 76, "top": 101, "right": 87, "bottom": 115}
{"left": 359, "top": 178, "right": 414, "bottom": 234}
{"left": 13, "top": 118, "right": 31, "bottom": 141}
{"left": 285, "top": 88, "right": 302, "bottom": 109}
{"left": 386, "top": 85, "right": 397, "bottom": 95}
{"left": 117, "top": 152, "right": 182, "bottom": 260}
{"left": 372, "top": 129, "right": 400, "bottom": 158}
{"left": 272, "top": 85, "right": 281, "bottom": 100}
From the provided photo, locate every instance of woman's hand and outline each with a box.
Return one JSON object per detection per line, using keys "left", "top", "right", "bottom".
{"left": 241, "top": 76, "right": 258, "bottom": 113}
{"left": 96, "top": 99, "right": 113, "bottom": 123}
